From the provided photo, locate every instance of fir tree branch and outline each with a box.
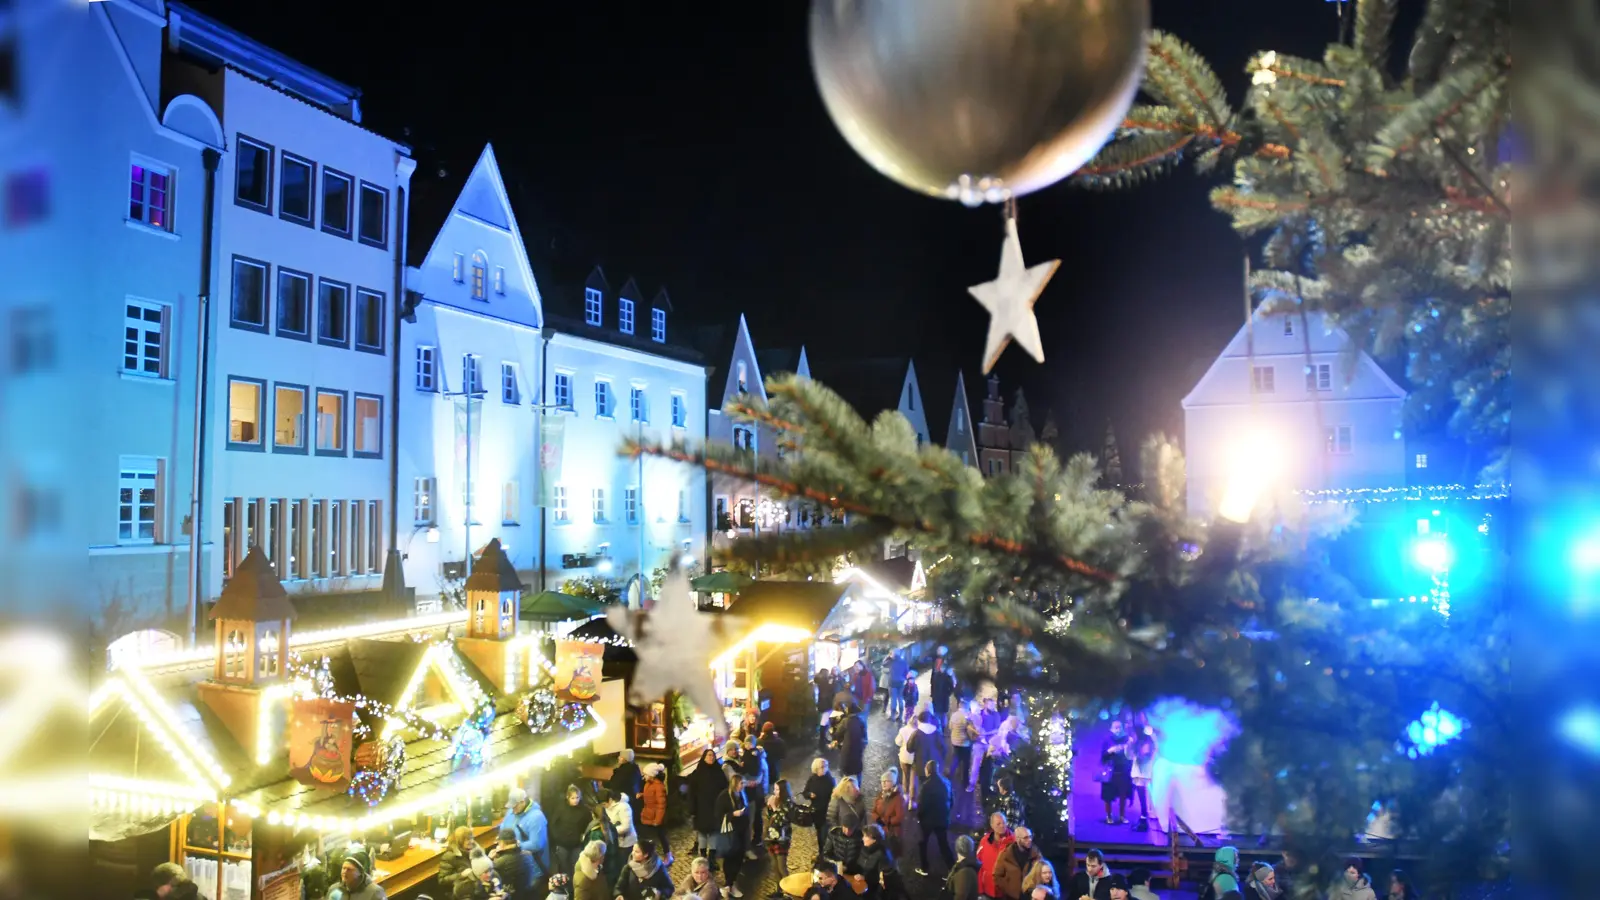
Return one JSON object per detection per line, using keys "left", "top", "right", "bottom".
{"left": 1353, "top": 0, "right": 1400, "bottom": 75}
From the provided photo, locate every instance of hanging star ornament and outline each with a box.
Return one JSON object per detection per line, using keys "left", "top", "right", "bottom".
{"left": 606, "top": 567, "right": 738, "bottom": 741}
{"left": 967, "top": 216, "right": 1060, "bottom": 374}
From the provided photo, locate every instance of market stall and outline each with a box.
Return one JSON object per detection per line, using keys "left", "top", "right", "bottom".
{"left": 88, "top": 542, "right": 603, "bottom": 900}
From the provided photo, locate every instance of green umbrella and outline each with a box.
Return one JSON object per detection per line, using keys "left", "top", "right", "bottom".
{"left": 519, "top": 590, "right": 604, "bottom": 623}
{"left": 690, "top": 571, "right": 753, "bottom": 594}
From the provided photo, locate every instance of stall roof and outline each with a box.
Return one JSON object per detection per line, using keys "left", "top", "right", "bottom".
{"left": 723, "top": 580, "right": 856, "bottom": 635}
{"left": 860, "top": 556, "right": 920, "bottom": 593}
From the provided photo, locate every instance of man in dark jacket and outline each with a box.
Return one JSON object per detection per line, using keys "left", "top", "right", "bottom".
{"left": 607, "top": 748, "right": 644, "bottom": 808}
{"left": 805, "top": 860, "right": 843, "bottom": 900}
{"left": 490, "top": 828, "right": 538, "bottom": 899}
{"left": 547, "top": 784, "right": 590, "bottom": 877}
{"left": 832, "top": 702, "right": 867, "bottom": 780}
{"left": 1068, "top": 848, "right": 1114, "bottom": 900}
{"left": 929, "top": 658, "right": 956, "bottom": 725}
{"left": 944, "top": 835, "right": 979, "bottom": 900}
{"left": 914, "top": 761, "right": 954, "bottom": 876}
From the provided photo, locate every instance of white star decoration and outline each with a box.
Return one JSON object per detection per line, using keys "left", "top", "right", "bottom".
{"left": 967, "top": 217, "right": 1060, "bottom": 374}
{"left": 606, "top": 568, "right": 736, "bottom": 741}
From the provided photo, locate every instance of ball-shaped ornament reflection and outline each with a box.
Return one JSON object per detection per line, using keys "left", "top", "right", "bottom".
{"left": 809, "top": 0, "right": 1149, "bottom": 206}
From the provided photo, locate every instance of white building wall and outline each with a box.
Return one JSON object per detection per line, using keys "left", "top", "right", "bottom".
{"left": 708, "top": 316, "right": 778, "bottom": 541}
{"left": 204, "top": 69, "right": 412, "bottom": 600}
{"left": 1183, "top": 310, "right": 1407, "bottom": 518}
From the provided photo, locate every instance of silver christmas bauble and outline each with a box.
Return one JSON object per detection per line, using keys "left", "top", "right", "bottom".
{"left": 809, "top": 0, "right": 1149, "bottom": 206}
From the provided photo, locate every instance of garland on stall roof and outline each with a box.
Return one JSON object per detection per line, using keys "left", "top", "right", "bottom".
{"left": 349, "top": 736, "right": 407, "bottom": 807}
{"left": 519, "top": 685, "right": 589, "bottom": 735}
{"left": 288, "top": 655, "right": 461, "bottom": 743}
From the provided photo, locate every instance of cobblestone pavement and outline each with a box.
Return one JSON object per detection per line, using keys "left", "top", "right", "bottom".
{"left": 660, "top": 701, "right": 981, "bottom": 898}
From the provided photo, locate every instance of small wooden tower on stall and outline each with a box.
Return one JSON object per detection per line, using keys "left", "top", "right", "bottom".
{"left": 466, "top": 538, "right": 521, "bottom": 640}
{"left": 210, "top": 546, "right": 296, "bottom": 684}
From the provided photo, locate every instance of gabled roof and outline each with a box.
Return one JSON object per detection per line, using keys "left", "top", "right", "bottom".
{"left": 806, "top": 357, "right": 915, "bottom": 422}
{"left": 651, "top": 287, "right": 673, "bottom": 313}
{"left": 1183, "top": 307, "right": 1407, "bottom": 408}
{"left": 209, "top": 547, "right": 297, "bottom": 622}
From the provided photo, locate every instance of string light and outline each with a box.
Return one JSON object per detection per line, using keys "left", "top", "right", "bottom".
{"left": 1293, "top": 483, "right": 1508, "bottom": 505}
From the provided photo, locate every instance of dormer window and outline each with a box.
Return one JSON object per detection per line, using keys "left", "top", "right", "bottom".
{"left": 736, "top": 361, "right": 748, "bottom": 394}
{"left": 652, "top": 308, "right": 666, "bottom": 343}
{"left": 619, "top": 298, "right": 635, "bottom": 335}
{"left": 470, "top": 252, "right": 487, "bottom": 300}
{"left": 584, "top": 288, "right": 602, "bottom": 326}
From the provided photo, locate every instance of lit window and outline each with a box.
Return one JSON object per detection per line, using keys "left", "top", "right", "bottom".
{"left": 470, "top": 251, "right": 487, "bottom": 300}
{"left": 128, "top": 159, "right": 172, "bottom": 230}
{"left": 452, "top": 252, "right": 464, "bottom": 283}
{"left": 736, "top": 361, "right": 748, "bottom": 393}
{"left": 1415, "top": 453, "right": 1428, "bottom": 469}
{"left": 652, "top": 308, "right": 666, "bottom": 343}
{"left": 956, "top": 408, "right": 965, "bottom": 433}
{"left": 671, "top": 394, "right": 687, "bottom": 428}
{"left": 414, "top": 477, "right": 435, "bottom": 525}
{"left": 502, "top": 362, "right": 520, "bottom": 404}
{"left": 353, "top": 394, "right": 382, "bottom": 458}
{"left": 123, "top": 299, "right": 168, "bottom": 378}
{"left": 117, "top": 457, "right": 161, "bottom": 544}
{"left": 592, "top": 488, "right": 606, "bottom": 523}
{"left": 1305, "top": 363, "right": 1332, "bottom": 392}
{"left": 584, "top": 288, "right": 602, "bottom": 326}
{"left": 631, "top": 387, "right": 647, "bottom": 422}
{"left": 273, "top": 384, "right": 307, "bottom": 452}
{"left": 316, "top": 390, "right": 346, "bottom": 454}
{"left": 554, "top": 372, "right": 573, "bottom": 410}
{"left": 1251, "top": 366, "right": 1275, "bottom": 394}
{"left": 620, "top": 299, "right": 635, "bottom": 335}
{"left": 416, "top": 346, "right": 437, "bottom": 391}
{"left": 1324, "top": 424, "right": 1353, "bottom": 455}
{"left": 228, "top": 378, "right": 264, "bottom": 448}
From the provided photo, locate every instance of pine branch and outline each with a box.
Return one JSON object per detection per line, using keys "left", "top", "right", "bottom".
{"left": 1353, "top": 0, "right": 1400, "bottom": 75}
{"left": 1366, "top": 61, "right": 1502, "bottom": 173}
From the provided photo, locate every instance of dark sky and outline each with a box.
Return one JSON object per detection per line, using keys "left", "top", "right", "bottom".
{"left": 190, "top": 0, "right": 1346, "bottom": 467}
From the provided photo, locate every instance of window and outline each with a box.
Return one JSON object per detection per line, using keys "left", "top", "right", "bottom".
{"left": 357, "top": 181, "right": 388, "bottom": 248}
{"left": 234, "top": 136, "right": 272, "bottom": 210}
{"left": 736, "top": 361, "right": 748, "bottom": 393}
{"left": 316, "top": 389, "right": 346, "bottom": 455}
{"left": 228, "top": 378, "right": 264, "bottom": 449}
{"left": 230, "top": 257, "right": 269, "bottom": 331}
{"left": 414, "top": 477, "right": 436, "bottom": 525}
{"left": 651, "top": 308, "right": 666, "bottom": 343}
{"left": 469, "top": 252, "right": 487, "bottom": 300}
{"left": 329, "top": 502, "right": 343, "bottom": 575}
{"left": 625, "top": 487, "right": 639, "bottom": 525}
{"left": 988, "top": 458, "right": 1001, "bottom": 475}
{"left": 1305, "top": 363, "right": 1332, "bottom": 392}
{"left": 353, "top": 394, "right": 382, "bottom": 458}
{"left": 279, "top": 152, "right": 314, "bottom": 225}
{"left": 272, "top": 384, "right": 307, "bottom": 453}
{"left": 501, "top": 362, "right": 519, "bottom": 404}
{"left": 671, "top": 394, "right": 687, "bottom": 428}
{"left": 288, "top": 501, "right": 305, "bottom": 578}
{"left": 321, "top": 168, "right": 353, "bottom": 237}
{"left": 7, "top": 306, "right": 48, "bottom": 376}
{"left": 631, "top": 386, "right": 647, "bottom": 422}
{"left": 553, "top": 485, "right": 569, "bottom": 522}
{"left": 962, "top": 450, "right": 970, "bottom": 465}
{"left": 416, "top": 346, "right": 437, "bottom": 391}
{"left": 128, "top": 159, "right": 172, "bottom": 230}
{"left": 310, "top": 279, "right": 349, "bottom": 347}
{"left": 554, "top": 372, "right": 573, "bottom": 410}
{"left": 592, "top": 488, "right": 606, "bottom": 523}
{"left": 714, "top": 497, "right": 729, "bottom": 530}
{"left": 1325, "top": 424, "right": 1354, "bottom": 455}
{"left": 463, "top": 355, "right": 482, "bottom": 395}
{"left": 368, "top": 501, "right": 382, "bottom": 573}
{"left": 956, "top": 408, "right": 965, "bottom": 433}
{"left": 5, "top": 168, "right": 49, "bottom": 229}
{"left": 354, "top": 288, "right": 384, "bottom": 353}
{"left": 1251, "top": 365, "right": 1275, "bottom": 394}
{"left": 619, "top": 298, "right": 635, "bottom": 335}
{"left": 1283, "top": 317, "right": 1295, "bottom": 336}
{"left": 584, "top": 288, "right": 602, "bottom": 326}
{"left": 1415, "top": 453, "right": 1429, "bottom": 469}
{"left": 276, "top": 268, "right": 311, "bottom": 339}
{"left": 678, "top": 489, "right": 689, "bottom": 523}
{"left": 595, "top": 381, "right": 613, "bottom": 417}
{"left": 122, "top": 299, "right": 168, "bottom": 377}
{"left": 733, "top": 426, "right": 754, "bottom": 452}
{"left": 494, "top": 266, "right": 506, "bottom": 295}
{"left": 118, "top": 457, "right": 161, "bottom": 543}
{"left": 452, "top": 252, "right": 464, "bottom": 283}
{"left": 310, "top": 502, "right": 324, "bottom": 577}
{"left": 906, "top": 386, "right": 915, "bottom": 411}
{"left": 502, "top": 481, "right": 520, "bottom": 525}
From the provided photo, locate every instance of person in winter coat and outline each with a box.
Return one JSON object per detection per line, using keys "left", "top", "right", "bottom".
{"left": 1100, "top": 722, "right": 1135, "bottom": 825}
{"left": 329, "top": 850, "right": 386, "bottom": 900}
{"left": 803, "top": 757, "right": 836, "bottom": 862}
{"left": 1126, "top": 868, "right": 1160, "bottom": 900}
{"left": 975, "top": 813, "right": 1015, "bottom": 900}
{"left": 887, "top": 652, "right": 910, "bottom": 720}
{"left": 990, "top": 825, "right": 1043, "bottom": 900}
{"left": 1383, "top": 869, "right": 1419, "bottom": 900}
{"left": 1107, "top": 875, "right": 1132, "bottom": 900}
{"left": 833, "top": 703, "right": 867, "bottom": 780}
{"left": 989, "top": 775, "right": 1025, "bottom": 831}
{"left": 759, "top": 721, "right": 788, "bottom": 775}
{"left": 741, "top": 738, "right": 770, "bottom": 860}
{"left": 613, "top": 839, "right": 674, "bottom": 900}
{"left": 856, "top": 824, "right": 900, "bottom": 900}
{"left": 1325, "top": 858, "right": 1377, "bottom": 900}
{"left": 571, "top": 841, "right": 608, "bottom": 900}
{"left": 929, "top": 658, "right": 956, "bottom": 724}
{"left": 815, "top": 669, "right": 835, "bottom": 711}
{"left": 849, "top": 661, "right": 876, "bottom": 710}
{"left": 1067, "top": 849, "right": 1113, "bottom": 900}
{"left": 1020, "top": 857, "right": 1061, "bottom": 899}
{"left": 944, "top": 835, "right": 980, "bottom": 900}
{"left": 680, "top": 857, "right": 720, "bottom": 900}
{"left": 714, "top": 772, "right": 751, "bottom": 897}
{"left": 913, "top": 760, "right": 954, "bottom": 876}
{"left": 608, "top": 749, "right": 644, "bottom": 808}
{"left": 1199, "top": 846, "right": 1242, "bottom": 900}
{"left": 824, "top": 776, "right": 866, "bottom": 873}
{"left": 550, "top": 785, "right": 592, "bottom": 878}
{"left": 687, "top": 748, "right": 726, "bottom": 859}
{"left": 947, "top": 698, "right": 975, "bottom": 786}
{"left": 435, "top": 826, "right": 477, "bottom": 892}
{"left": 500, "top": 788, "right": 551, "bottom": 879}
{"left": 897, "top": 670, "right": 919, "bottom": 724}
{"left": 894, "top": 714, "right": 918, "bottom": 792}
{"left": 734, "top": 708, "right": 763, "bottom": 744}
{"left": 906, "top": 711, "right": 944, "bottom": 803}
{"left": 764, "top": 779, "right": 797, "bottom": 876}
{"left": 603, "top": 790, "right": 638, "bottom": 854}
{"left": 637, "top": 764, "right": 670, "bottom": 858}
{"left": 869, "top": 769, "right": 906, "bottom": 852}
{"left": 489, "top": 828, "right": 538, "bottom": 899}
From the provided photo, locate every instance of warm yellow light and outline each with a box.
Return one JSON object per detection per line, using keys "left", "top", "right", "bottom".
{"left": 711, "top": 623, "right": 815, "bottom": 671}
{"left": 1218, "top": 427, "right": 1282, "bottom": 523}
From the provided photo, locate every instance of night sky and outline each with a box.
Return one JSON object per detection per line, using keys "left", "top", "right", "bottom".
{"left": 188, "top": 0, "right": 1346, "bottom": 468}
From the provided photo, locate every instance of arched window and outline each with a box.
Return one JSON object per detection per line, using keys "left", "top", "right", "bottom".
{"left": 258, "top": 628, "right": 280, "bottom": 677}
{"left": 470, "top": 252, "right": 488, "bottom": 300}
{"left": 224, "top": 629, "right": 247, "bottom": 679}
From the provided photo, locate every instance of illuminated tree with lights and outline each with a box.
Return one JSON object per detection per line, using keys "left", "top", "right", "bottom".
{"left": 1077, "top": 0, "right": 1511, "bottom": 480}
{"left": 632, "top": 374, "right": 1508, "bottom": 895}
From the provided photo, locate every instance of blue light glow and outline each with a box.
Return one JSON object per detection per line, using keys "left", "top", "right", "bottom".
{"left": 1144, "top": 697, "right": 1238, "bottom": 766}
{"left": 1403, "top": 702, "right": 1465, "bottom": 758}
{"left": 1558, "top": 705, "right": 1600, "bottom": 757}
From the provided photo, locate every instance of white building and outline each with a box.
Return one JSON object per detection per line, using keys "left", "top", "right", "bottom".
{"left": 3, "top": 0, "right": 219, "bottom": 633}
{"left": 164, "top": 3, "right": 415, "bottom": 605}
{"left": 1182, "top": 308, "right": 1408, "bottom": 518}
{"left": 402, "top": 146, "right": 706, "bottom": 606}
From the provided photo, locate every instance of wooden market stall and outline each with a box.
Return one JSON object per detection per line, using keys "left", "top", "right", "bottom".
{"left": 88, "top": 542, "right": 605, "bottom": 900}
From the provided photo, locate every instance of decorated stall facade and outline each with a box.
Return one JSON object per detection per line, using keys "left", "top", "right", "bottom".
{"left": 88, "top": 542, "right": 601, "bottom": 900}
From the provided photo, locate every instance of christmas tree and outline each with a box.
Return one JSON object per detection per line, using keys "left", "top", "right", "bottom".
{"left": 1077, "top": 0, "right": 1511, "bottom": 478}
{"left": 1009, "top": 388, "right": 1038, "bottom": 451}
{"left": 1101, "top": 422, "right": 1124, "bottom": 488}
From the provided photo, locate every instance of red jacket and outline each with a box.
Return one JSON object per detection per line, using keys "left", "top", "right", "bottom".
{"left": 977, "top": 829, "right": 1015, "bottom": 898}
{"left": 850, "top": 668, "right": 876, "bottom": 705}
{"left": 640, "top": 778, "right": 668, "bottom": 826}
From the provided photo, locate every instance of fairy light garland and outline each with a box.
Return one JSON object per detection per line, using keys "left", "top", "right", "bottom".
{"left": 1293, "top": 483, "right": 1508, "bottom": 505}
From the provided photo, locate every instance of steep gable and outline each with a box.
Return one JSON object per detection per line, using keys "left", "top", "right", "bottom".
{"left": 1183, "top": 307, "right": 1405, "bottom": 408}
{"left": 720, "top": 315, "right": 768, "bottom": 406}
{"left": 945, "top": 371, "right": 979, "bottom": 465}
{"left": 899, "top": 361, "right": 930, "bottom": 443}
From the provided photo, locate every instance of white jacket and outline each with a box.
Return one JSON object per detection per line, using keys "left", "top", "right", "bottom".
{"left": 896, "top": 723, "right": 917, "bottom": 765}
{"left": 607, "top": 795, "right": 637, "bottom": 847}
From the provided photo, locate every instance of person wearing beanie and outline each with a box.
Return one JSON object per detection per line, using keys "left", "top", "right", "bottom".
{"left": 944, "top": 835, "right": 980, "bottom": 900}
{"left": 1326, "top": 858, "right": 1376, "bottom": 900}
{"left": 329, "top": 848, "right": 386, "bottom": 900}
{"left": 490, "top": 826, "right": 537, "bottom": 896}
{"left": 1248, "top": 862, "right": 1282, "bottom": 900}
{"left": 1201, "top": 846, "right": 1242, "bottom": 900}
{"left": 1127, "top": 867, "right": 1160, "bottom": 900}
{"left": 1107, "top": 874, "right": 1131, "bottom": 900}
{"left": 638, "top": 763, "right": 671, "bottom": 858}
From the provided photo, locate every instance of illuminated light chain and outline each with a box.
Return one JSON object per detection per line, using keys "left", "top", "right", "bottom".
{"left": 289, "top": 655, "right": 461, "bottom": 744}
{"left": 1043, "top": 713, "right": 1073, "bottom": 823}
{"left": 1293, "top": 483, "right": 1508, "bottom": 505}
{"left": 116, "top": 668, "right": 232, "bottom": 791}
{"left": 129, "top": 611, "right": 470, "bottom": 674}
{"left": 349, "top": 736, "right": 408, "bottom": 807}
